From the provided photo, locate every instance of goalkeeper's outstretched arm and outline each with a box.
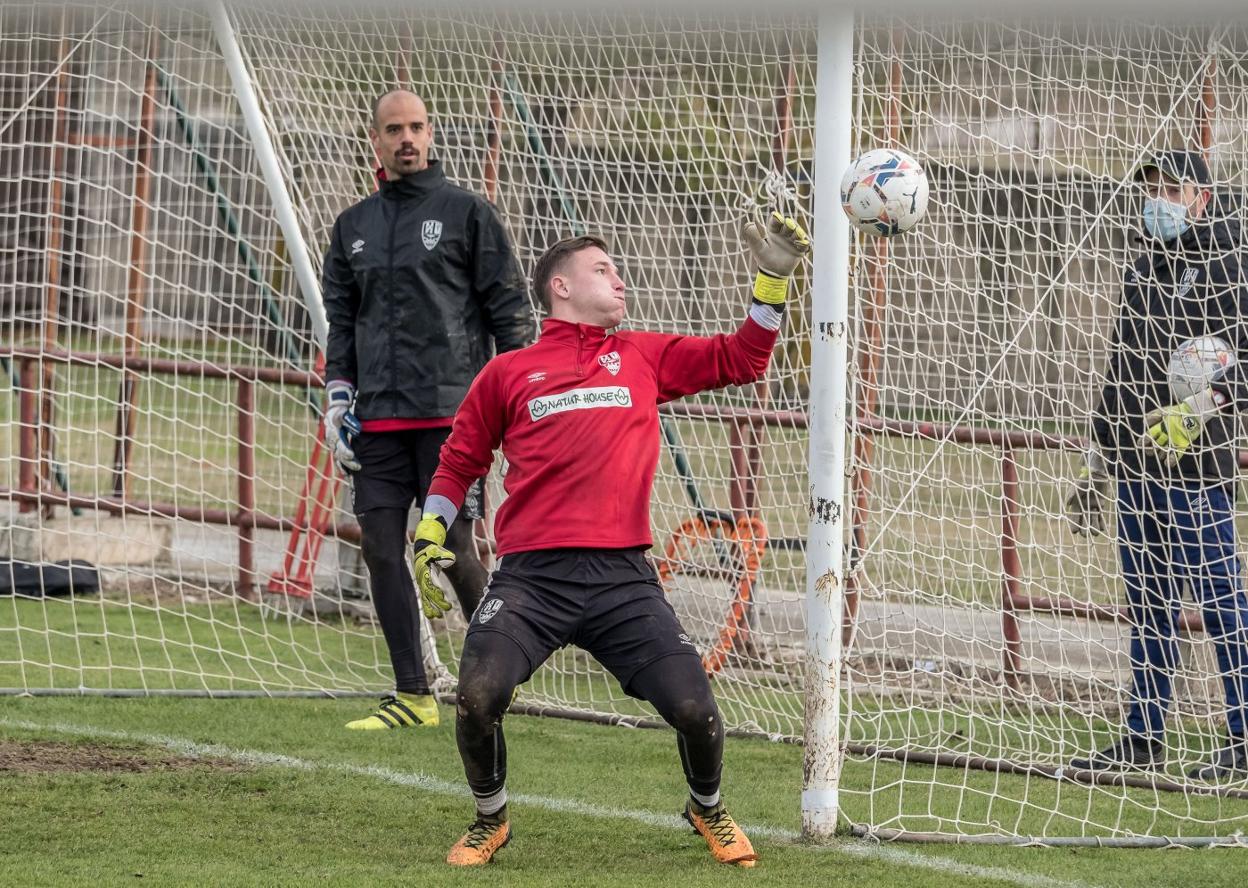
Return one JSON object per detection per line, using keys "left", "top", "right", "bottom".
{"left": 628, "top": 210, "right": 811, "bottom": 402}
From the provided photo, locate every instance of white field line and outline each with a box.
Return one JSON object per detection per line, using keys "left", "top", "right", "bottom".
{"left": 0, "top": 716, "right": 1095, "bottom": 888}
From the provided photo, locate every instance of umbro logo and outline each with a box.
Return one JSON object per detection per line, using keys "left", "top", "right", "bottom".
{"left": 527, "top": 371, "right": 547, "bottom": 384}
{"left": 351, "top": 239, "right": 365, "bottom": 255}
{"left": 598, "top": 351, "right": 621, "bottom": 376}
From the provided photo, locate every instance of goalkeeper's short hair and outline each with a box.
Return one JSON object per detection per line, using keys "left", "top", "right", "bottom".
{"left": 532, "top": 235, "right": 610, "bottom": 310}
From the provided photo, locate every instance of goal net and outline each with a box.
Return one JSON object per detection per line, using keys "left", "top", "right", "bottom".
{"left": 4, "top": 2, "right": 1248, "bottom": 844}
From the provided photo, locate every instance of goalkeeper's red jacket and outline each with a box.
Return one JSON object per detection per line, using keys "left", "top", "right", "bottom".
{"left": 428, "top": 314, "right": 778, "bottom": 555}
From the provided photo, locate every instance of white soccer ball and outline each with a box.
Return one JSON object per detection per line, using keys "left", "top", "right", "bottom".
{"left": 1168, "top": 335, "right": 1236, "bottom": 400}
{"left": 840, "top": 147, "right": 929, "bottom": 237}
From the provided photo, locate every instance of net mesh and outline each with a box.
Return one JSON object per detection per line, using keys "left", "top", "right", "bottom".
{"left": 5, "top": 3, "right": 1248, "bottom": 841}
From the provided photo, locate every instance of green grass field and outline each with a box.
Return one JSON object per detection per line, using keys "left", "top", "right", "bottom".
{"left": 3, "top": 695, "right": 1248, "bottom": 888}
{"left": 7, "top": 596, "right": 1248, "bottom": 887}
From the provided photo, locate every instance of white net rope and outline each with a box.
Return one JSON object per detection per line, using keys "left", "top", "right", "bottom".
{"left": 235, "top": 8, "right": 818, "bottom": 735}
{"left": 849, "top": 19, "right": 1248, "bottom": 840}
{"left": 5, "top": 3, "right": 1248, "bottom": 841}
{"left": 1, "top": 5, "right": 816, "bottom": 716}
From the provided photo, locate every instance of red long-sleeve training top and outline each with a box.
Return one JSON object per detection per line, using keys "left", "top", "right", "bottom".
{"left": 428, "top": 314, "right": 778, "bottom": 555}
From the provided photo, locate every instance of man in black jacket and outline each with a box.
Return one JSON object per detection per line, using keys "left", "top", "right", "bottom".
{"left": 1067, "top": 150, "right": 1248, "bottom": 780}
{"left": 321, "top": 89, "right": 533, "bottom": 730}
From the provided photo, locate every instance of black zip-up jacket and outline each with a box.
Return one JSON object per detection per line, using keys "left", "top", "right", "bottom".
{"left": 322, "top": 161, "right": 534, "bottom": 420}
{"left": 1093, "top": 213, "right": 1247, "bottom": 483}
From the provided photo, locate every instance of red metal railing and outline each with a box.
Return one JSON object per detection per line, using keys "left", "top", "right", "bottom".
{"left": 670, "top": 399, "right": 1231, "bottom": 686}
{"left": 6, "top": 343, "right": 1233, "bottom": 679}
{"left": 1, "top": 346, "right": 359, "bottom": 602}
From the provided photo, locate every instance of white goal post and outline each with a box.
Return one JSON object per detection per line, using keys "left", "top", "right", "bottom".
{"left": 5, "top": 3, "right": 1248, "bottom": 846}
{"left": 802, "top": 7, "right": 854, "bottom": 842}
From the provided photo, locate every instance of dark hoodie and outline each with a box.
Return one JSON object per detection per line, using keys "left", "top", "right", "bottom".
{"left": 1093, "top": 208, "right": 1246, "bottom": 483}
{"left": 321, "top": 161, "right": 534, "bottom": 421}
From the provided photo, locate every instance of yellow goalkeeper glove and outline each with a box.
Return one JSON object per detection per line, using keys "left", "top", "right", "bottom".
{"left": 1142, "top": 387, "right": 1226, "bottom": 466}
{"left": 742, "top": 210, "right": 811, "bottom": 306}
{"left": 410, "top": 516, "right": 455, "bottom": 620}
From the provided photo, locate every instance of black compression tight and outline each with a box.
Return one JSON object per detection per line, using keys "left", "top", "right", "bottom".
{"left": 455, "top": 637, "right": 723, "bottom": 805}
{"left": 455, "top": 632, "right": 530, "bottom": 805}
{"left": 357, "top": 508, "right": 489, "bottom": 695}
{"left": 629, "top": 655, "right": 725, "bottom": 800}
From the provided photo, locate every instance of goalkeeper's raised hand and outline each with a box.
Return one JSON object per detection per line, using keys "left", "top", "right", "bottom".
{"left": 1065, "top": 448, "right": 1110, "bottom": 538}
{"left": 322, "top": 380, "right": 362, "bottom": 474}
{"left": 1142, "top": 387, "right": 1226, "bottom": 467}
{"left": 742, "top": 210, "right": 811, "bottom": 306}
{"left": 410, "top": 515, "right": 456, "bottom": 620}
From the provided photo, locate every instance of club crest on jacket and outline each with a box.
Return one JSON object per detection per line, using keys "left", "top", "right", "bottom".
{"left": 421, "top": 219, "right": 442, "bottom": 250}
{"left": 598, "top": 351, "right": 621, "bottom": 376}
{"left": 1174, "top": 266, "right": 1201, "bottom": 299}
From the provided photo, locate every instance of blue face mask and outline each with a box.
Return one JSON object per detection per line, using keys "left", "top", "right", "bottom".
{"left": 1142, "top": 196, "right": 1190, "bottom": 242}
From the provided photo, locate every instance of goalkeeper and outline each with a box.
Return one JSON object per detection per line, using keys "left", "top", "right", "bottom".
{"left": 321, "top": 89, "right": 533, "bottom": 731}
{"left": 412, "top": 213, "right": 808, "bottom": 866}
{"left": 1066, "top": 149, "right": 1248, "bottom": 781}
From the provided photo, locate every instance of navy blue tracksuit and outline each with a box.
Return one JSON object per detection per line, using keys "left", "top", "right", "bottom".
{"left": 1093, "top": 215, "right": 1248, "bottom": 741}
{"left": 1116, "top": 479, "right": 1248, "bottom": 738}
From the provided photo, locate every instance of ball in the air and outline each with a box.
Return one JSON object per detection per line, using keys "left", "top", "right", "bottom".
{"left": 840, "top": 147, "right": 929, "bottom": 237}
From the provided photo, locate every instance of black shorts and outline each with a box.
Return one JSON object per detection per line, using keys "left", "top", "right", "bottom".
{"left": 466, "top": 548, "right": 700, "bottom": 696}
{"left": 348, "top": 427, "right": 484, "bottom": 521}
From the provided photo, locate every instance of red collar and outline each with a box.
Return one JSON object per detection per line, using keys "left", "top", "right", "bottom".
{"left": 539, "top": 318, "right": 611, "bottom": 345}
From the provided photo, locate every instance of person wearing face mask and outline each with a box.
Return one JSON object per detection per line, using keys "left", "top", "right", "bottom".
{"left": 1066, "top": 150, "right": 1248, "bottom": 781}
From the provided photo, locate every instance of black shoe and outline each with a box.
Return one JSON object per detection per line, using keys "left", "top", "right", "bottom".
{"left": 1188, "top": 737, "right": 1248, "bottom": 782}
{"left": 1069, "top": 735, "right": 1164, "bottom": 772}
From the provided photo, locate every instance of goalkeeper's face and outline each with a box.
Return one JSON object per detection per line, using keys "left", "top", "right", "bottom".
{"left": 552, "top": 246, "right": 627, "bottom": 329}
{"left": 370, "top": 92, "right": 432, "bottom": 179}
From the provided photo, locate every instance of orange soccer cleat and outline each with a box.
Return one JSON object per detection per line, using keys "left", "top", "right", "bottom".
{"left": 446, "top": 807, "right": 511, "bottom": 866}
{"left": 683, "top": 798, "right": 758, "bottom": 867}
